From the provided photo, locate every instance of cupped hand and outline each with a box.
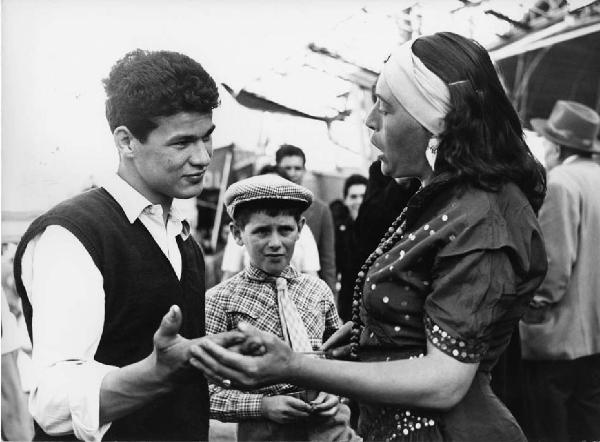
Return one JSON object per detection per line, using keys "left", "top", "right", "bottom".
{"left": 309, "top": 391, "right": 339, "bottom": 417}
{"left": 320, "top": 321, "right": 353, "bottom": 359}
{"left": 261, "top": 395, "right": 311, "bottom": 423}
{"left": 189, "top": 322, "right": 296, "bottom": 389}
{"left": 152, "top": 305, "right": 245, "bottom": 383}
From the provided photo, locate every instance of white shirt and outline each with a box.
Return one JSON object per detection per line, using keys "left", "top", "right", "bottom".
{"left": 220, "top": 226, "right": 320, "bottom": 274}
{"left": 1, "top": 289, "right": 22, "bottom": 355}
{"left": 19, "top": 174, "right": 189, "bottom": 441}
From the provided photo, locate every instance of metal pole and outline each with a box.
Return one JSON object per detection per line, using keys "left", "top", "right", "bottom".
{"left": 210, "top": 151, "right": 233, "bottom": 252}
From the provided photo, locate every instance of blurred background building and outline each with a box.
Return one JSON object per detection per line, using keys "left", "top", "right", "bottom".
{"left": 3, "top": 0, "right": 599, "bottom": 247}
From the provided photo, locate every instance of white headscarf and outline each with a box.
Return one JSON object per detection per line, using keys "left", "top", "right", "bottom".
{"left": 380, "top": 38, "right": 450, "bottom": 136}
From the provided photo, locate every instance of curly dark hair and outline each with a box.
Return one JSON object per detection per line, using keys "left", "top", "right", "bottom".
{"left": 103, "top": 49, "right": 220, "bottom": 142}
{"left": 412, "top": 32, "right": 546, "bottom": 212}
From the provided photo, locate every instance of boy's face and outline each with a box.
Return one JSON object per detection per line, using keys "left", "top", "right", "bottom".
{"left": 231, "top": 212, "right": 304, "bottom": 275}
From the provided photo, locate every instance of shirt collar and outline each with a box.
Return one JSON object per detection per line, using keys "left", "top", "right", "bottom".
{"left": 244, "top": 263, "right": 300, "bottom": 283}
{"left": 101, "top": 174, "right": 191, "bottom": 239}
{"left": 563, "top": 155, "right": 580, "bottom": 165}
{"left": 169, "top": 205, "right": 191, "bottom": 240}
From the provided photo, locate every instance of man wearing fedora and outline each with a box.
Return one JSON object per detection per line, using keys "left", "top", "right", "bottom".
{"left": 520, "top": 100, "right": 600, "bottom": 441}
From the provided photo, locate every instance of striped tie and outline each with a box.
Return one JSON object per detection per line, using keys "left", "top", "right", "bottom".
{"left": 276, "top": 277, "right": 313, "bottom": 352}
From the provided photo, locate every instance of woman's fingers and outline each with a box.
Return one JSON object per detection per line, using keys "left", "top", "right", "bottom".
{"left": 205, "top": 330, "right": 246, "bottom": 347}
{"left": 329, "top": 344, "right": 352, "bottom": 359}
{"left": 320, "top": 321, "right": 353, "bottom": 352}
{"left": 189, "top": 341, "right": 256, "bottom": 388}
{"left": 310, "top": 391, "right": 327, "bottom": 405}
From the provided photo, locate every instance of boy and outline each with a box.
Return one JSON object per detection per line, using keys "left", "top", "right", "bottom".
{"left": 206, "top": 174, "right": 358, "bottom": 441}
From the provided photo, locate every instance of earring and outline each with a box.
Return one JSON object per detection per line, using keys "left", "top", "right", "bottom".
{"left": 426, "top": 137, "right": 439, "bottom": 171}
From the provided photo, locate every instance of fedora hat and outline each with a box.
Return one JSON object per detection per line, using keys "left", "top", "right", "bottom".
{"left": 531, "top": 100, "right": 600, "bottom": 153}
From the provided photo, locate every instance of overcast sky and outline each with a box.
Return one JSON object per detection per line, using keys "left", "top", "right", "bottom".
{"left": 1, "top": 0, "right": 384, "bottom": 211}
{"left": 1, "top": 0, "right": 528, "bottom": 212}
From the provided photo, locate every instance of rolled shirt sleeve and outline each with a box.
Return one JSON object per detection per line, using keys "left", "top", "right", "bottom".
{"left": 21, "top": 226, "right": 117, "bottom": 441}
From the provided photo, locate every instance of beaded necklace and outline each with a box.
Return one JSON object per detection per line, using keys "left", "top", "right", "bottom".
{"left": 349, "top": 205, "right": 411, "bottom": 360}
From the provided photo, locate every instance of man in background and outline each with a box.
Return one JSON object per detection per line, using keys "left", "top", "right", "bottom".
{"left": 329, "top": 174, "right": 368, "bottom": 322}
{"left": 276, "top": 145, "right": 336, "bottom": 292}
{"left": 520, "top": 100, "right": 600, "bottom": 441}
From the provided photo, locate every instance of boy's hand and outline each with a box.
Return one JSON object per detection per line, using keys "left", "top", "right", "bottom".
{"left": 309, "top": 391, "right": 339, "bottom": 417}
{"left": 261, "top": 395, "right": 312, "bottom": 423}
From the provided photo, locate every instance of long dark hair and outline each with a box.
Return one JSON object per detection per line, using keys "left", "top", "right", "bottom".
{"left": 412, "top": 32, "right": 546, "bottom": 212}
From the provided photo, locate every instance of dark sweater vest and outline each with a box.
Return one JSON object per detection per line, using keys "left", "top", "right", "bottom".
{"left": 13, "top": 188, "right": 209, "bottom": 441}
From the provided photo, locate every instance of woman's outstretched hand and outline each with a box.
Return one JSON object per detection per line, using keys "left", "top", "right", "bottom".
{"left": 320, "top": 321, "right": 354, "bottom": 359}
{"left": 189, "top": 322, "right": 296, "bottom": 389}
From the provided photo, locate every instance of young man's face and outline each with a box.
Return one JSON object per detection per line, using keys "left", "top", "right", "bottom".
{"left": 277, "top": 155, "right": 306, "bottom": 185}
{"left": 344, "top": 183, "right": 367, "bottom": 220}
{"left": 232, "top": 212, "right": 304, "bottom": 275}
{"left": 127, "top": 111, "right": 215, "bottom": 204}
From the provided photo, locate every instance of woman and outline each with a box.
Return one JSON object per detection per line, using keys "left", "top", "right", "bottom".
{"left": 191, "top": 32, "right": 547, "bottom": 441}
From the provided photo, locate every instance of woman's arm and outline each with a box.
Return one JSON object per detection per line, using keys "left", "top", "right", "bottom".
{"left": 190, "top": 323, "right": 477, "bottom": 410}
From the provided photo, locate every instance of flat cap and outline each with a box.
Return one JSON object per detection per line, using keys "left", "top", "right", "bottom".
{"left": 224, "top": 174, "right": 313, "bottom": 219}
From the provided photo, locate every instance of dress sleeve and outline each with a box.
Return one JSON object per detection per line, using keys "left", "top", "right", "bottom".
{"left": 423, "top": 213, "right": 521, "bottom": 364}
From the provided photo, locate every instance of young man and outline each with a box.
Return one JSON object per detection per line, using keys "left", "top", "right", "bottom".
{"left": 275, "top": 145, "right": 337, "bottom": 292}
{"left": 13, "top": 49, "right": 235, "bottom": 441}
{"left": 205, "top": 174, "right": 357, "bottom": 441}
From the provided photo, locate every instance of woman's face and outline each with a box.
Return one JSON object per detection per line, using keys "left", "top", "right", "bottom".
{"left": 365, "top": 76, "right": 432, "bottom": 180}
